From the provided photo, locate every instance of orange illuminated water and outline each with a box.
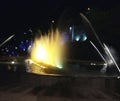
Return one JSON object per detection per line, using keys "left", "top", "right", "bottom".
{"left": 30, "top": 29, "right": 66, "bottom": 73}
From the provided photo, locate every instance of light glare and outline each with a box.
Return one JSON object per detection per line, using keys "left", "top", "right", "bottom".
{"left": 30, "top": 29, "right": 66, "bottom": 74}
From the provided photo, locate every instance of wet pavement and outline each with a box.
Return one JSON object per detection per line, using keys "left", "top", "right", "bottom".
{"left": 0, "top": 71, "right": 120, "bottom": 101}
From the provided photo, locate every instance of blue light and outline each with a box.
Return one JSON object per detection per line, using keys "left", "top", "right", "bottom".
{"left": 20, "top": 43, "right": 25, "bottom": 49}
{"left": 83, "top": 35, "right": 87, "bottom": 41}
{"left": 11, "top": 51, "right": 15, "bottom": 55}
{"left": 75, "top": 36, "right": 80, "bottom": 41}
{"left": 69, "top": 26, "right": 72, "bottom": 30}
{"left": 23, "top": 48, "right": 26, "bottom": 51}
{"left": 62, "top": 32, "right": 69, "bottom": 42}
{"left": 5, "top": 47, "right": 8, "bottom": 50}
{"left": 20, "top": 44, "right": 26, "bottom": 51}
{"left": 81, "top": 34, "right": 87, "bottom": 41}
{"left": 19, "top": 40, "right": 33, "bottom": 52}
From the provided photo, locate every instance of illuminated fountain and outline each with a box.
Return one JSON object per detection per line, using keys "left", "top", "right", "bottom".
{"left": 26, "top": 11, "right": 120, "bottom": 77}
{"left": 80, "top": 13, "right": 120, "bottom": 74}
{"left": 29, "top": 29, "right": 67, "bottom": 75}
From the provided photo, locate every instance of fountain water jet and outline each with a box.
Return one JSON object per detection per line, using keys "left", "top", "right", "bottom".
{"left": 80, "top": 13, "right": 120, "bottom": 73}
{"left": 30, "top": 29, "right": 66, "bottom": 74}
{"left": 26, "top": 12, "right": 120, "bottom": 76}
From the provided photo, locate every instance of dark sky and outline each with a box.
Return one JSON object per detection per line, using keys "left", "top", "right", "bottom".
{"left": 0, "top": 0, "right": 119, "bottom": 33}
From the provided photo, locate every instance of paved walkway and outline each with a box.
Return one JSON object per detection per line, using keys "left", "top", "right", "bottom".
{"left": 0, "top": 73, "right": 120, "bottom": 101}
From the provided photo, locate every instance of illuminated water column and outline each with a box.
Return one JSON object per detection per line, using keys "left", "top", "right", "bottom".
{"left": 69, "top": 25, "right": 75, "bottom": 42}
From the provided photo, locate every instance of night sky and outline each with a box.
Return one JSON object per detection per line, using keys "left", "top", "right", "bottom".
{"left": 0, "top": 0, "right": 119, "bottom": 33}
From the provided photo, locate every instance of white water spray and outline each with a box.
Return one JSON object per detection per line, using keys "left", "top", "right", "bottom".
{"left": 80, "top": 13, "right": 120, "bottom": 73}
